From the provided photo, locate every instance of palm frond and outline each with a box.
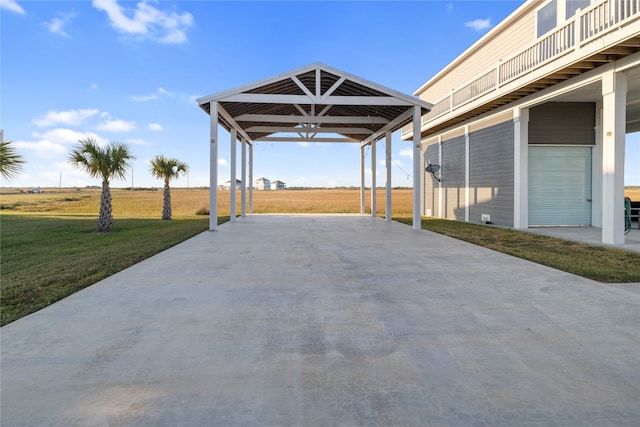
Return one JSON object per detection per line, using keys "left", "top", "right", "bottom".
{"left": 149, "top": 155, "right": 189, "bottom": 182}
{"left": 68, "top": 139, "right": 135, "bottom": 182}
{"left": 0, "top": 141, "right": 26, "bottom": 181}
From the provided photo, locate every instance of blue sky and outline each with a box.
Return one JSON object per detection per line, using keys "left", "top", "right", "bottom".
{"left": 2, "top": 0, "right": 638, "bottom": 188}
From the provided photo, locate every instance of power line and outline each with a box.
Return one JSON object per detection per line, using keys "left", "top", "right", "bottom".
{"left": 392, "top": 158, "right": 412, "bottom": 180}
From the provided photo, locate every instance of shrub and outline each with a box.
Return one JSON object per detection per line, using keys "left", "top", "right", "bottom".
{"left": 195, "top": 207, "right": 210, "bottom": 216}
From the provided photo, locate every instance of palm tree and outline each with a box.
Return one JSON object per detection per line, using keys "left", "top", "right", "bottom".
{"left": 149, "top": 155, "right": 189, "bottom": 220}
{"left": 0, "top": 140, "right": 25, "bottom": 181}
{"left": 68, "top": 138, "right": 135, "bottom": 232}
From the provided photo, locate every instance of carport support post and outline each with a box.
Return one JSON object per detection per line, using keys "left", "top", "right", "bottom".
{"left": 209, "top": 102, "right": 219, "bottom": 231}
{"left": 241, "top": 137, "right": 247, "bottom": 217}
{"left": 601, "top": 69, "right": 626, "bottom": 244}
{"left": 230, "top": 128, "right": 237, "bottom": 221}
{"left": 371, "top": 140, "right": 377, "bottom": 217}
{"left": 412, "top": 106, "right": 421, "bottom": 230}
{"left": 385, "top": 131, "right": 392, "bottom": 222}
{"left": 249, "top": 144, "right": 253, "bottom": 213}
{"left": 360, "top": 145, "right": 365, "bottom": 214}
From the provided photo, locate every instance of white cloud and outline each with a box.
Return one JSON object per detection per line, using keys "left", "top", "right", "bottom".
{"left": 132, "top": 94, "right": 158, "bottom": 101}
{"left": 0, "top": 0, "right": 25, "bottom": 14}
{"left": 218, "top": 158, "right": 228, "bottom": 167}
{"left": 92, "top": 0, "right": 193, "bottom": 44}
{"left": 465, "top": 18, "right": 491, "bottom": 31}
{"left": 127, "top": 138, "right": 153, "bottom": 146}
{"left": 398, "top": 148, "right": 413, "bottom": 158}
{"left": 33, "top": 108, "right": 100, "bottom": 127}
{"left": 134, "top": 87, "right": 198, "bottom": 105}
{"left": 297, "top": 141, "right": 310, "bottom": 147}
{"left": 96, "top": 119, "right": 137, "bottom": 132}
{"left": 14, "top": 139, "right": 67, "bottom": 158}
{"left": 15, "top": 129, "right": 108, "bottom": 159}
{"left": 148, "top": 123, "right": 163, "bottom": 131}
{"left": 33, "top": 128, "right": 107, "bottom": 146}
{"left": 90, "top": 83, "right": 99, "bottom": 90}
{"left": 44, "top": 11, "right": 77, "bottom": 37}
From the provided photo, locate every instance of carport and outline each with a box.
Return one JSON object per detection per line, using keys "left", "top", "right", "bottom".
{"left": 196, "top": 63, "right": 431, "bottom": 230}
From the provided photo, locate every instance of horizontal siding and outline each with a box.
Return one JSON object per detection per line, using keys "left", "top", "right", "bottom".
{"left": 469, "top": 121, "right": 514, "bottom": 226}
{"left": 529, "top": 102, "right": 596, "bottom": 145}
{"left": 421, "top": 10, "right": 537, "bottom": 102}
{"left": 442, "top": 136, "right": 466, "bottom": 220}
{"left": 424, "top": 143, "right": 440, "bottom": 216}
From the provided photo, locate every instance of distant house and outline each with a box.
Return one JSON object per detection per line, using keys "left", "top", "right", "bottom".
{"left": 271, "top": 180, "right": 286, "bottom": 190}
{"left": 219, "top": 179, "right": 242, "bottom": 190}
{"left": 255, "top": 177, "right": 271, "bottom": 190}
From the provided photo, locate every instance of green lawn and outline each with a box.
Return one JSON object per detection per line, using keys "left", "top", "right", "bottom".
{"left": 0, "top": 215, "right": 228, "bottom": 326}
{"left": 395, "top": 217, "right": 640, "bottom": 284}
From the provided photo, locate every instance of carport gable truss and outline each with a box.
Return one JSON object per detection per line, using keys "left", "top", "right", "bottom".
{"left": 197, "top": 63, "right": 432, "bottom": 230}
{"left": 198, "top": 63, "right": 431, "bottom": 145}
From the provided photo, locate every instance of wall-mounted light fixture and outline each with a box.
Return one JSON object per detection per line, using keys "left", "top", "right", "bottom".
{"left": 425, "top": 163, "right": 442, "bottom": 182}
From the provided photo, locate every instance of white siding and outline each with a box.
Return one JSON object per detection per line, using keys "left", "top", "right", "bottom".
{"left": 419, "top": 7, "right": 537, "bottom": 102}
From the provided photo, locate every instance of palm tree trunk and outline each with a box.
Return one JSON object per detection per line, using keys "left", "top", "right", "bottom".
{"left": 98, "top": 180, "right": 113, "bottom": 232}
{"left": 162, "top": 179, "right": 172, "bottom": 220}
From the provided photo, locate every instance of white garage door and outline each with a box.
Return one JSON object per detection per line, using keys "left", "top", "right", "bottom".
{"left": 529, "top": 146, "right": 592, "bottom": 226}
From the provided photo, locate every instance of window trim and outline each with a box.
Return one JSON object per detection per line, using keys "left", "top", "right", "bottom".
{"left": 536, "top": 0, "right": 559, "bottom": 38}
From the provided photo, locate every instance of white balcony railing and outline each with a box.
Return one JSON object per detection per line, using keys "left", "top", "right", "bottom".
{"left": 420, "top": 0, "right": 640, "bottom": 127}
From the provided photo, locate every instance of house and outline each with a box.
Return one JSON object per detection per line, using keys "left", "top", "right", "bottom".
{"left": 404, "top": 0, "right": 640, "bottom": 245}
{"left": 219, "top": 179, "right": 242, "bottom": 190}
{"left": 271, "top": 180, "right": 286, "bottom": 190}
{"left": 255, "top": 177, "right": 271, "bottom": 190}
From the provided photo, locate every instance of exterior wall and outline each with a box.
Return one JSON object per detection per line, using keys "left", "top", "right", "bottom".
{"left": 272, "top": 181, "right": 286, "bottom": 190}
{"left": 529, "top": 102, "right": 596, "bottom": 145}
{"left": 417, "top": 3, "right": 537, "bottom": 102}
{"left": 256, "top": 178, "right": 270, "bottom": 190}
{"left": 423, "top": 143, "right": 440, "bottom": 217}
{"left": 527, "top": 102, "right": 596, "bottom": 225}
{"left": 441, "top": 136, "right": 466, "bottom": 220}
{"left": 422, "top": 119, "right": 514, "bottom": 227}
{"left": 468, "top": 121, "right": 515, "bottom": 226}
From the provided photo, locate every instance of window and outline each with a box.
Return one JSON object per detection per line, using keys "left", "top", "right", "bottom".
{"left": 537, "top": 0, "right": 558, "bottom": 37}
{"left": 566, "top": 0, "right": 591, "bottom": 19}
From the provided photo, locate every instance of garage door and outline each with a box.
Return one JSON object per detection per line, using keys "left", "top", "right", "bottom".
{"left": 529, "top": 146, "right": 592, "bottom": 226}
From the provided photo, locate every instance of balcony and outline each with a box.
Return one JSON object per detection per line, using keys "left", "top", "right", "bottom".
{"left": 410, "top": 0, "right": 640, "bottom": 138}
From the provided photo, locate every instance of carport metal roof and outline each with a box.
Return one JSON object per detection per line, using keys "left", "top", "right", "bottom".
{"left": 197, "top": 63, "right": 432, "bottom": 230}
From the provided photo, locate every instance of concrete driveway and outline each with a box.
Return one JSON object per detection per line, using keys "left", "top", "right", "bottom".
{"left": 1, "top": 215, "right": 639, "bottom": 426}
